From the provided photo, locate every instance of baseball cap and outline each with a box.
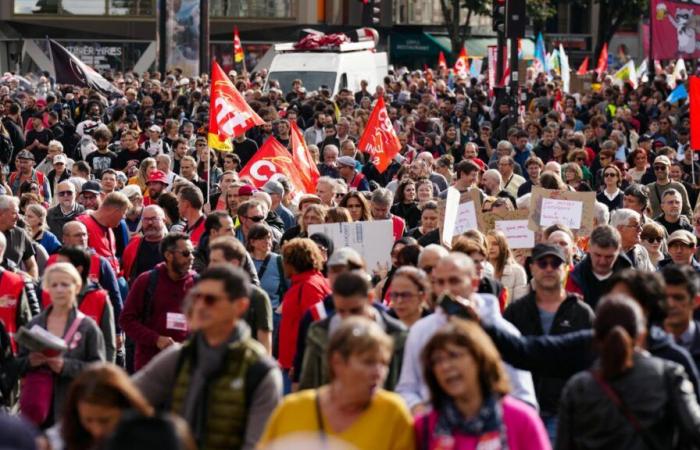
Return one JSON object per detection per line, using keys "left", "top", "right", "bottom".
{"left": 81, "top": 180, "right": 102, "bottom": 195}
{"left": 16, "top": 150, "right": 34, "bottom": 161}
{"left": 337, "top": 156, "right": 356, "bottom": 168}
{"left": 53, "top": 154, "right": 67, "bottom": 165}
{"left": 147, "top": 170, "right": 169, "bottom": 185}
{"left": 262, "top": 180, "right": 284, "bottom": 196}
{"left": 653, "top": 155, "right": 671, "bottom": 166}
{"left": 148, "top": 124, "right": 161, "bottom": 133}
{"left": 327, "top": 247, "right": 364, "bottom": 268}
{"left": 309, "top": 232, "right": 334, "bottom": 256}
{"left": 238, "top": 184, "right": 257, "bottom": 197}
{"left": 531, "top": 243, "right": 566, "bottom": 263}
{"left": 668, "top": 230, "right": 697, "bottom": 247}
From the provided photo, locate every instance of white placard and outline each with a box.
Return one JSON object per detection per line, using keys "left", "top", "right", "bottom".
{"left": 454, "top": 201, "right": 479, "bottom": 235}
{"left": 495, "top": 220, "right": 535, "bottom": 249}
{"left": 308, "top": 220, "right": 394, "bottom": 273}
{"left": 540, "top": 198, "right": 583, "bottom": 229}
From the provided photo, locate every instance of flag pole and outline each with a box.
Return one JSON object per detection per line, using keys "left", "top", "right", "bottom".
{"left": 649, "top": 4, "right": 654, "bottom": 87}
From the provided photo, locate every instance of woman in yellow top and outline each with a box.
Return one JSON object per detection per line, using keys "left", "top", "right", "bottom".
{"left": 127, "top": 157, "right": 156, "bottom": 194}
{"left": 259, "top": 317, "right": 414, "bottom": 450}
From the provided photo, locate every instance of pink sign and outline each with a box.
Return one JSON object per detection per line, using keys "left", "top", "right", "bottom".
{"left": 651, "top": 0, "right": 700, "bottom": 60}
{"left": 488, "top": 45, "right": 497, "bottom": 93}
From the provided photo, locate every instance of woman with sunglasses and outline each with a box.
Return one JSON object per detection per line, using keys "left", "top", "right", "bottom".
{"left": 416, "top": 319, "right": 550, "bottom": 450}
{"left": 640, "top": 222, "right": 666, "bottom": 267}
{"left": 596, "top": 164, "right": 623, "bottom": 212}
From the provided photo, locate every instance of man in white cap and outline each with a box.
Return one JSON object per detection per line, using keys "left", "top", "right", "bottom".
{"left": 337, "top": 155, "right": 369, "bottom": 191}
{"left": 141, "top": 124, "right": 169, "bottom": 156}
{"left": 647, "top": 155, "right": 691, "bottom": 217}
{"left": 660, "top": 230, "right": 700, "bottom": 271}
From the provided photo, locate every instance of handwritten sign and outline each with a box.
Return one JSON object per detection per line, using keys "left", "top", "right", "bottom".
{"left": 439, "top": 188, "right": 482, "bottom": 248}
{"left": 308, "top": 220, "right": 393, "bottom": 273}
{"left": 540, "top": 198, "right": 583, "bottom": 229}
{"left": 528, "top": 187, "right": 596, "bottom": 235}
{"left": 495, "top": 219, "right": 535, "bottom": 249}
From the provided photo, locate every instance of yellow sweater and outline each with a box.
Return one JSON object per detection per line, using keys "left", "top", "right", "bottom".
{"left": 259, "top": 389, "right": 415, "bottom": 450}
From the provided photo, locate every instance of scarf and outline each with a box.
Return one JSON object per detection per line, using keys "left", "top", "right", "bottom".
{"left": 434, "top": 395, "right": 509, "bottom": 450}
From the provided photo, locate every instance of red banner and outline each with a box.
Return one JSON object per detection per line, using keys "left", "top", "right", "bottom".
{"left": 238, "top": 137, "right": 307, "bottom": 195}
{"left": 357, "top": 97, "right": 401, "bottom": 173}
{"left": 690, "top": 76, "right": 700, "bottom": 150}
{"left": 290, "top": 122, "right": 319, "bottom": 193}
{"left": 651, "top": 0, "right": 700, "bottom": 60}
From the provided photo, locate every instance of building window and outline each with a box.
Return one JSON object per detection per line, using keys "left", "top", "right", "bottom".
{"left": 14, "top": 0, "right": 154, "bottom": 16}
{"left": 210, "top": 0, "right": 295, "bottom": 18}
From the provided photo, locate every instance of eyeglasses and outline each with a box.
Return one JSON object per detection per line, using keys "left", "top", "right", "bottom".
{"left": 192, "top": 291, "right": 225, "bottom": 306}
{"left": 58, "top": 190, "right": 73, "bottom": 197}
{"left": 576, "top": 157, "right": 586, "bottom": 162}
{"left": 643, "top": 237, "right": 663, "bottom": 243}
{"left": 534, "top": 258, "right": 564, "bottom": 270}
{"left": 142, "top": 216, "right": 161, "bottom": 222}
{"left": 604, "top": 173, "right": 617, "bottom": 178}
{"left": 246, "top": 215, "right": 265, "bottom": 223}
{"left": 335, "top": 193, "right": 346, "bottom": 198}
{"left": 622, "top": 223, "right": 642, "bottom": 231}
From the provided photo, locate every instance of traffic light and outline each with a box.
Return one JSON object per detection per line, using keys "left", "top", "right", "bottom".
{"left": 506, "top": 0, "right": 527, "bottom": 39}
{"left": 360, "top": 0, "right": 381, "bottom": 26}
{"left": 492, "top": 0, "right": 506, "bottom": 34}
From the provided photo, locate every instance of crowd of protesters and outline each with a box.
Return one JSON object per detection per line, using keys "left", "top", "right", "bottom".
{"left": 1, "top": 53, "right": 700, "bottom": 450}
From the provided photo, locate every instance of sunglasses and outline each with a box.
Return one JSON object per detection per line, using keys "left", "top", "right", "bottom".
{"left": 173, "top": 249, "right": 192, "bottom": 257}
{"left": 192, "top": 292, "right": 224, "bottom": 306}
{"left": 534, "top": 258, "right": 564, "bottom": 270}
{"left": 604, "top": 173, "right": 617, "bottom": 178}
{"left": 654, "top": 165, "right": 667, "bottom": 171}
{"left": 643, "top": 237, "right": 663, "bottom": 243}
{"left": 247, "top": 215, "right": 265, "bottom": 223}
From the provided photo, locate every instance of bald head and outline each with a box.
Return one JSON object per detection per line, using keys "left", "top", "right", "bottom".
{"left": 432, "top": 252, "right": 479, "bottom": 299}
{"left": 63, "top": 221, "right": 88, "bottom": 247}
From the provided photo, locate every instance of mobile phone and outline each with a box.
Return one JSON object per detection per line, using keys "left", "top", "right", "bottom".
{"left": 439, "top": 294, "right": 475, "bottom": 320}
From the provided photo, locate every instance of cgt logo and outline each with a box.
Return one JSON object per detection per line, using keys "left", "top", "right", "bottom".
{"left": 248, "top": 156, "right": 293, "bottom": 182}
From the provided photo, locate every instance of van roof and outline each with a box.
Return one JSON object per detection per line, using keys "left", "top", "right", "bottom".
{"left": 272, "top": 40, "right": 375, "bottom": 53}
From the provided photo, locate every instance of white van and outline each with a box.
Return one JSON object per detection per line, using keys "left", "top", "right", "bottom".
{"left": 262, "top": 40, "right": 388, "bottom": 96}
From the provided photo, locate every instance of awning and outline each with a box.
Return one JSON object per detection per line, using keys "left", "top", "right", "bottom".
{"left": 389, "top": 31, "right": 534, "bottom": 65}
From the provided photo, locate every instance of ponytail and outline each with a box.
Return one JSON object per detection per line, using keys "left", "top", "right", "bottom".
{"left": 600, "top": 325, "right": 635, "bottom": 379}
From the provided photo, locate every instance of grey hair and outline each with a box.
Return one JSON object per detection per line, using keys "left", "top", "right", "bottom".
{"left": 0, "top": 195, "right": 15, "bottom": 212}
{"left": 483, "top": 169, "right": 503, "bottom": 188}
{"left": 496, "top": 140, "right": 514, "bottom": 154}
{"left": 610, "top": 208, "right": 641, "bottom": 228}
{"left": 0, "top": 231, "right": 7, "bottom": 261}
{"left": 594, "top": 201, "right": 610, "bottom": 225}
{"left": 590, "top": 224, "right": 621, "bottom": 249}
{"left": 418, "top": 244, "right": 449, "bottom": 267}
{"left": 371, "top": 187, "right": 394, "bottom": 206}
{"left": 48, "top": 140, "right": 64, "bottom": 151}
{"left": 661, "top": 188, "right": 681, "bottom": 200}
{"left": 323, "top": 144, "right": 339, "bottom": 156}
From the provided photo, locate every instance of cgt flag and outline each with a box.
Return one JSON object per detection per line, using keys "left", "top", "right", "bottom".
{"left": 233, "top": 26, "right": 245, "bottom": 67}
{"left": 238, "top": 137, "right": 307, "bottom": 195}
{"left": 48, "top": 39, "right": 122, "bottom": 96}
{"left": 357, "top": 97, "right": 401, "bottom": 173}
{"left": 208, "top": 61, "right": 264, "bottom": 151}
{"left": 454, "top": 47, "right": 469, "bottom": 78}
{"left": 290, "top": 122, "right": 319, "bottom": 193}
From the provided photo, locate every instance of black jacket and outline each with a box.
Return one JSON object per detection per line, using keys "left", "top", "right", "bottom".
{"left": 568, "top": 253, "right": 632, "bottom": 310}
{"left": 557, "top": 353, "right": 700, "bottom": 450}
{"left": 503, "top": 292, "right": 594, "bottom": 415}
{"left": 486, "top": 323, "right": 700, "bottom": 403}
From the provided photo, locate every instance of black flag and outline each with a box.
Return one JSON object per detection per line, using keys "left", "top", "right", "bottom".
{"left": 48, "top": 39, "right": 123, "bottom": 96}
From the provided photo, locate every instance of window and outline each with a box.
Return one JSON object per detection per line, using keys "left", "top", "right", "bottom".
{"left": 14, "top": 0, "right": 153, "bottom": 16}
{"left": 210, "top": 0, "right": 295, "bottom": 18}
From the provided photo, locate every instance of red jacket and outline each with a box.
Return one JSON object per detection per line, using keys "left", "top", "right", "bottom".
{"left": 121, "top": 235, "right": 143, "bottom": 283}
{"left": 77, "top": 213, "right": 120, "bottom": 273}
{"left": 119, "top": 262, "right": 197, "bottom": 370}
{"left": 391, "top": 214, "right": 406, "bottom": 241}
{"left": 278, "top": 270, "right": 331, "bottom": 369}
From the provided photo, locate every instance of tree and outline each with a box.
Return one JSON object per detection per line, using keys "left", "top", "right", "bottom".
{"left": 527, "top": 0, "right": 556, "bottom": 35}
{"left": 438, "top": 0, "right": 490, "bottom": 55}
{"left": 573, "top": 0, "right": 648, "bottom": 60}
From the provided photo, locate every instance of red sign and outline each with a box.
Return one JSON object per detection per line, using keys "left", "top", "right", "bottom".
{"left": 651, "top": 0, "right": 700, "bottom": 60}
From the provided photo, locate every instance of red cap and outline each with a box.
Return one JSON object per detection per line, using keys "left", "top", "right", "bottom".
{"left": 147, "top": 170, "right": 169, "bottom": 185}
{"left": 238, "top": 184, "right": 257, "bottom": 196}
{"left": 470, "top": 157, "right": 486, "bottom": 171}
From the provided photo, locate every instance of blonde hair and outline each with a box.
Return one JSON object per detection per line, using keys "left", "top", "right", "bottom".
{"left": 327, "top": 316, "right": 393, "bottom": 381}
{"left": 43, "top": 262, "right": 83, "bottom": 295}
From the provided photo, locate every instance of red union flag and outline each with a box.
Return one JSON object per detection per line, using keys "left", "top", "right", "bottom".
{"left": 438, "top": 51, "right": 447, "bottom": 70}
{"left": 357, "top": 97, "right": 401, "bottom": 173}
{"left": 238, "top": 137, "right": 307, "bottom": 195}
{"left": 290, "top": 122, "right": 319, "bottom": 192}
{"left": 233, "top": 26, "right": 244, "bottom": 64}
{"left": 207, "top": 61, "right": 264, "bottom": 151}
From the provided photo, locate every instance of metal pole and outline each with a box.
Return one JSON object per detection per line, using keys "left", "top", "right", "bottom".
{"left": 496, "top": 31, "right": 505, "bottom": 87}
{"left": 200, "top": 0, "right": 209, "bottom": 78}
{"left": 648, "top": 12, "right": 654, "bottom": 87}
{"left": 509, "top": 38, "right": 519, "bottom": 109}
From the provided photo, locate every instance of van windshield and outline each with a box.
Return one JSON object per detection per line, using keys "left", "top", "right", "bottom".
{"left": 267, "top": 71, "right": 336, "bottom": 93}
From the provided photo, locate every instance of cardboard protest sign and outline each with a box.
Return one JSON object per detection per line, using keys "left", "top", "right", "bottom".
{"left": 439, "top": 188, "right": 482, "bottom": 248}
{"left": 481, "top": 209, "right": 534, "bottom": 249}
{"left": 308, "top": 220, "right": 393, "bottom": 273}
{"left": 528, "top": 187, "right": 595, "bottom": 235}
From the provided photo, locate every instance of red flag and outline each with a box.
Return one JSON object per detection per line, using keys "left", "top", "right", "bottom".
{"left": 290, "top": 122, "right": 319, "bottom": 192}
{"left": 438, "top": 51, "right": 447, "bottom": 70}
{"left": 454, "top": 47, "right": 470, "bottom": 78}
{"left": 238, "top": 137, "right": 307, "bottom": 195}
{"left": 233, "top": 26, "right": 244, "bottom": 64}
{"left": 690, "top": 76, "right": 700, "bottom": 150}
{"left": 595, "top": 43, "right": 608, "bottom": 78}
{"left": 577, "top": 57, "right": 589, "bottom": 75}
{"left": 208, "top": 61, "right": 264, "bottom": 151}
{"left": 357, "top": 97, "right": 401, "bottom": 173}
